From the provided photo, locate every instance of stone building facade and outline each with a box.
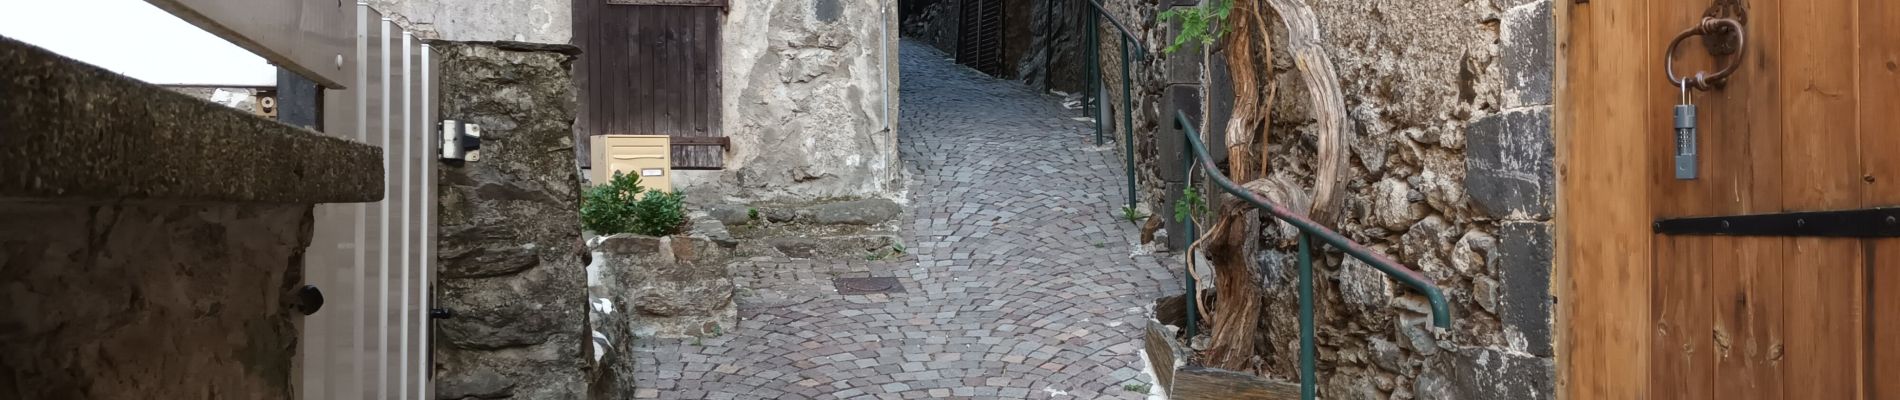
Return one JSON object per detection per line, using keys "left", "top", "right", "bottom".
{"left": 1094, "top": 0, "right": 1558, "bottom": 398}
{"left": 674, "top": 0, "right": 905, "bottom": 203}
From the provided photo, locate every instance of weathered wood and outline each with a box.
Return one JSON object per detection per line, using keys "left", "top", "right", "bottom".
{"left": 1170, "top": 367, "right": 1300, "bottom": 400}
{"left": 1260, "top": 0, "right": 1349, "bottom": 226}
{"left": 1144, "top": 320, "right": 1185, "bottom": 394}
{"left": 1708, "top": 0, "right": 1785, "bottom": 396}
{"left": 1779, "top": 0, "right": 1864, "bottom": 397}
{"left": 1646, "top": 0, "right": 1715, "bottom": 398}
{"left": 1202, "top": 202, "right": 1261, "bottom": 370}
{"left": 1556, "top": 0, "right": 1655, "bottom": 397}
{"left": 1863, "top": 0, "right": 1900, "bottom": 398}
{"left": 1221, "top": 0, "right": 1262, "bottom": 183}
{"left": 576, "top": 4, "right": 724, "bottom": 169}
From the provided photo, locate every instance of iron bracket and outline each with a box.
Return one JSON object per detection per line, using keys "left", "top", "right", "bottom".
{"left": 1654, "top": 207, "right": 1900, "bottom": 237}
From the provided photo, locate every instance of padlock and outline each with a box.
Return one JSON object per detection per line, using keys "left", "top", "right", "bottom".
{"left": 1675, "top": 81, "right": 1697, "bottom": 180}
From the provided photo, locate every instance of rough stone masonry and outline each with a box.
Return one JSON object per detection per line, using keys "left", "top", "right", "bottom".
{"left": 432, "top": 41, "right": 590, "bottom": 399}
{"left": 674, "top": 0, "right": 905, "bottom": 203}
{"left": 1101, "top": 0, "right": 1558, "bottom": 398}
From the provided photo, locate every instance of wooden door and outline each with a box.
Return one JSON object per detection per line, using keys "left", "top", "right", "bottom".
{"left": 575, "top": 1, "right": 724, "bottom": 170}
{"left": 1560, "top": 0, "right": 1899, "bottom": 398}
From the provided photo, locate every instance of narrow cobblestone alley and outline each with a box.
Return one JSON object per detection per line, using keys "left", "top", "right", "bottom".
{"left": 631, "top": 41, "right": 1179, "bottom": 399}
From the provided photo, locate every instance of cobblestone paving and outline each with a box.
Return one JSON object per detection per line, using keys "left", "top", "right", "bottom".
{"left": 631, "top": 40, "right": 1180, "bottom": 399}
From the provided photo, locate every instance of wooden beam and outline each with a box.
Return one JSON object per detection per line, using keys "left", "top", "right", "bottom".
{"left": 144, "top": 0, "right": 355, "bottom": 88}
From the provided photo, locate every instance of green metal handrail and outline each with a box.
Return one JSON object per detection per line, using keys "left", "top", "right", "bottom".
{"left": 1083, "top": 0, "right": 1146, "bottom": 209}
{"left": 1175, "top": 111, "right": 1452, "bottom": 400}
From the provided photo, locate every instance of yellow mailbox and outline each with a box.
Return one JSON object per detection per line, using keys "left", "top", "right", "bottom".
{"left": 590, "top": 135, "right": 672, "bottom": 192}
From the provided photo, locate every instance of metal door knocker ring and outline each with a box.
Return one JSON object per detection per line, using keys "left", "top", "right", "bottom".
{"left": 1666, "top": 18, "right": 1747, "bottom": 90}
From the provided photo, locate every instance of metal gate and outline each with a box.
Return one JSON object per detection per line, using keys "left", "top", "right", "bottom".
{"left": 146, "top": 1, "right": 443, "bottom": 399}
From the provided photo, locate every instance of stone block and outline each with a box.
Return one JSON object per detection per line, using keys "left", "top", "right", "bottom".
{"left": 1502, "top": 0, "right": 1555, "bottom": 108}
{"left": 434, "top": 41, "right": 587, "bottom": 400}
{"left": 805, "top": 198, "right": 903, "bottom": 225}
{"left": 1417, "top": 347, "right": 1554, "bottom": 400}
{"left": 1465, "top": 107, "right": 1554, "bottom": 221}
{"left": 0, "top": 37, "right": 383, "bottom": 204}
{"left": 1163, "top": 181, "right": 1190, "bottom": 250}
{"left": 1500, "top": 221, "right": 1554, "bottom": 357}
{"left": 707, "top": 204, "right": 753, "bottom": 226}
{"left": 1158, "top": 84, "right": 1203, "bottom": 182}
{"left": 1165, "top": 13, "right": 1206, "bottom": 84}
{"left": 1203, "top": 52, "right": 1233, "bottom": 166}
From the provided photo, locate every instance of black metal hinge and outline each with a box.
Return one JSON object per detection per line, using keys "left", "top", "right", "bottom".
{"left": 1654, "top": 207, "right": 1900, "bottom": 237}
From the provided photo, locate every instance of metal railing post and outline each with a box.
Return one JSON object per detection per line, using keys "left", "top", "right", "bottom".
{"left": 1120, "top": 37, "right": 1136, "bottom": 209}
{"left": 1175, "top": 111, "right": 1451, "bottom": 400}
{"left": 1297, "top": 234, "right": 1317, "bottom": 400}
{"left": 1087, "top": 9, "right": 1103, "bottom": 146}
{"left": 1182, "top": 131, "right": 1199, "bottom": 340}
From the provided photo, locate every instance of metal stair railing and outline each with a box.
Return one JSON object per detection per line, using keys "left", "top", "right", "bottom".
{"left": 1083, "top": 0, "right": 1147, "bottom": 209}
{"left": 1174, "top": 111, "right": 1452, "bottom": 400}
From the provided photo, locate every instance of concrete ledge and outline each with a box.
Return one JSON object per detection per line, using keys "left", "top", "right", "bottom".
{"left": 0, "top": 35, "right": 382, "bottom": 204}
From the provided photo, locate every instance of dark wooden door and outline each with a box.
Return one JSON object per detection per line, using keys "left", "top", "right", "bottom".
{"left": 575, "top": 1, "right": 724, "bottom": 170}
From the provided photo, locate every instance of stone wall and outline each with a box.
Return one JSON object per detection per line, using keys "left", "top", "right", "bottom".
{"left": 432, "top": 41, "right": 589, "bottom": 400}
{"left": 0, "top": 203, "right": 312, "bottom": 400}
{"left": 667, "top": 0, "right": 903, "bottom": 204}
{"left": 1107, "top": 0, "right": 1558, "bottom": 398}
{"left": 900, "top": 0, "right": 961, "bottom": 60}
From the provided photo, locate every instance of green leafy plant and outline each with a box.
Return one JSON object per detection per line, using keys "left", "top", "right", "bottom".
{"left": 1122, "top": 382, "right": 1152, "bottom": 393}
{"left": 1121, "top": 205, "right": 1145, "bottom": 224}
{"left": 1174, "top": 186, "right": 1208, "bottom": 223}
{"left": 1158, "top": 0, "right": 1235, "bottom": 53}
{"left": 748, "top": 207, "right": 760, "bottom": 221}
{"left": 581, "top": 172, "right": 688, "bottom": 236}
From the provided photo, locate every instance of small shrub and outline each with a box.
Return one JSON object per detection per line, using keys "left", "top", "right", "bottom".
{"left": 1121, "top": 205, "right": 1144, "bottom": 224}
{"left": 581, "top": 172, "right": 687, "bottom": 236}
{"left": 1173, "top": 186, "right": 1207, "bottom": 224}
{"left": 1122, "top": 382, "right": 1152, "bottom": 393}
{"left": 748, "top": 207, "right": 760, "bottom": 221}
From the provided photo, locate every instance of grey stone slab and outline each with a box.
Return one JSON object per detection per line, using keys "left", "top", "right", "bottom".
{"left": 1202, "top": 52, "right": 1232, "bottom": 166}
{"left": 1499, "top": 221, "right": 1553, "bottom": 357}
{"left": 1418, "top": 347, "right": 1554, "bottom": 400}
{"left": 0, "top": 36, "right": 382, "bottom": 204}
{"left": 1157, "top": 84, "right": 1203, "bottom": 183}
{"left": 1465, "top": 107, "right": 1555, "bottom": 221}
{"left": 1502, "top": 0, "right": 1555, "bottom": 109}
{"left": 1164, "top": 14, "right": 1206, "bottom": 84}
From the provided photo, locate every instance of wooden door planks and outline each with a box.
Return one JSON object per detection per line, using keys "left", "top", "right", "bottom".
{"left": 1556, "top": 0, "right": 1655, "bottom": 397}
{"left": 1779, "top": 0, "right": 1864, "bottom": 398}
{"left": 1647, "top": 0, "right": 1717, "bottom": 397}
{"left": 1859, "top": 0, "right": 1900, "bottom": 398}
{"left": 1708, "top": 1, "right": 1788, "bottom": 399}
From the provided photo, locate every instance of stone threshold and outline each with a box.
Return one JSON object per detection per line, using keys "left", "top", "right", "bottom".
{"left": 0, "top": 35, "right": 383, "bottom": 205}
